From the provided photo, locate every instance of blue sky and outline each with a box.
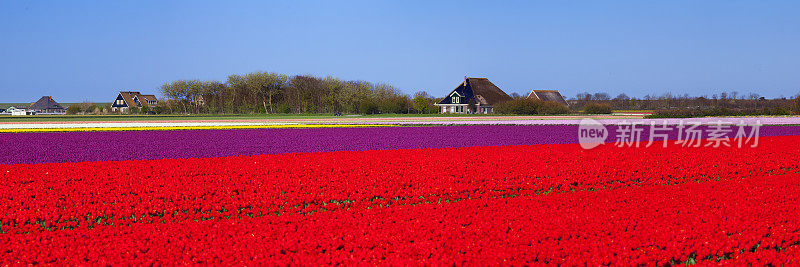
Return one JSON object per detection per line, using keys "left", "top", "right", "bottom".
{"left": 1, "top": 0, "right": 799, "bottom": 102}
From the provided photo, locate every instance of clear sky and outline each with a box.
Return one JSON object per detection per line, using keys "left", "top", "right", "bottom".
{"left": 1, "top": 0, "right": 799, "bottom": 102}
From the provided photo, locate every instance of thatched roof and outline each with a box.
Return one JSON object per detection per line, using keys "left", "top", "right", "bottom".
{"left": 117, "top": 91, "right": 140, "bottom": 108}
{"left": 137, "top": 94, "right": 158, "bottom": 108}
{"left": 117, "top": 91, "right": 158, "bottom": 108}
{"left": 140, "top": 94, "right": 157, "bottom": 102}
{"left": 437, "top": 77, "right": 512, "bottom": 106}
{"left": 29, "top": 96, "right": 65, "bottom": 111}
{"left": 528, "top": 90, "right": 568, "bottom": 106}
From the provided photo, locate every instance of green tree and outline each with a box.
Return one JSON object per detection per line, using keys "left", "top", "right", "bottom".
{"left": 243, "top": 72, "right": 288, "bottom": 114}
{"left": 372, "top": 83, "right": 410, "bottom": 114}
{"left": 412, "top": 91, "right": 437, "bottom": 114}
{"left": 160, "top": 81, "right": 192, "bottom": 113}
{"left": 86, "top": 104, "right": 99, "bottom": 114}
{"left": 794, "top": 95, "right": 800, "bottom": 115}
{"left": 359, "top": 98, "right": 379, "bottom": 114}
{"left": 336, "top": 81, "right": 371, "bottom": 114}
{"left": 286, "top": 75, "right": 323, "bottom": 113}
{"left": 187, "top": 80, "right": 205, "bottom": 114}
{"left": 495, "top": 98, "right": 540, "bottom": 115}
{"left": 66, "top": 105, "right": 82, "bottom": 115}
{"left": 583, "top": 103, "right": 613, "bottom": 114}
{"left": 200, "top": 81, "right": 227, "bottom": 114}
{"left": 538, "top": 101, "right": 570, "bottom": 115}
{"left": 225, "top": 74, "right": 246, "bottom": 113}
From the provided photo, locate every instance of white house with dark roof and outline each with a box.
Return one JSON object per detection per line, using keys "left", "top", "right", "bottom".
{"left": 7, "top": 106, "right": 34, "bottom": 116}
{"left": 434, "top": 77, "right": 513, "bottom": 114}
{"left": 112, "top": 91, "right": 158, "bottom": 112}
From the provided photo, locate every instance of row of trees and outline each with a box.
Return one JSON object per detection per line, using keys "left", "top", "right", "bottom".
{"left": 66, "top": 103, "right": 109, "bottom": 115}
{"left": 158, "top": 72, "right": 439, "bottom": 115}
{"left": 66, "top": 103, "right": 154, "bottom": 115}
{"left": 494, "top": 98, "right": 571, "bottom": 115}
{"left": 143, "top": 72, "right": 800, "bottom": 116}
{"left": 570, "top": 91, "right": 797, "bottom": 111}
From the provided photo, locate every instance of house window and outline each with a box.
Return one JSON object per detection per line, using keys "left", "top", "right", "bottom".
{"left": 452, "top": 96, "right": 459, "bottom": 103}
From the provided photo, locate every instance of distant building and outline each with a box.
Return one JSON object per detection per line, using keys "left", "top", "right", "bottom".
{"left": 29, "top": 96, "right": 66, "bottom": 114}
{"left": 7, "top": 106, "right": 34, "bottom": 116}
{"left": 4, "top": 106, "right": 24, "bottom": 113}
{"left": 527, "top": 90, "right": 568, "bottom": 106}
{"left": 435, "top": 77, "right": 513, "bottom": 114}
{"left": 112, "top": 91, "right": 158, "bottom": 112}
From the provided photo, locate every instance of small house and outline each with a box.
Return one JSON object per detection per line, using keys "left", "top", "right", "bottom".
{"left": 8, "top": 107, "right": 34, "bottom": 116}
{"left": 435, "top": 77, "right": 513, "bottom": 114}
{"left": 527, "top": 90, "right": 568, "bottom": 106}
{"left": 112, "top": 91, "right": 158, "bottom": 112}
{"left": 29, "top": 96, "right": 66, "bottom": 114}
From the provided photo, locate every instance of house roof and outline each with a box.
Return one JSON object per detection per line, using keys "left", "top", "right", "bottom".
{"left": 139, "top": 95, "right": 158, "bottom": 107}
{"left": 118, "top": 91, "right": 141, "bottom": 108}
{"left": 528, "top": 90, "right": 568, "bottom": 106}
{"left": 118, "top": 91, "right": 157, "bottom": 108}
{"left": 438, "top": 80, "right": 474, "bottom": 105}
{"left": 468, "top": 78, "right": 513, "bottom": 105}
{"left": 29, "top": 96, "right": 65, "bottom": 110}
{"left": 437, "top": 77, "right": 512, "bottom": 106}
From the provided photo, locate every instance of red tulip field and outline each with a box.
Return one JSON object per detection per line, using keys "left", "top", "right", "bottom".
{"left": 2, "top": 126, "right": 800, "bottom": 265}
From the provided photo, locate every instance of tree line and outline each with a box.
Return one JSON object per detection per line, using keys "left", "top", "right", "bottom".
{"left": 569, "top": 91, "right": 797, "bottom": 111}
{"left": 63, "top": 74, "right": 800, "bottom": 116}
{"left": 157, "top": 72, "right": 439, "bottom": 115}
{"left": 569, "top": 91, "right": 800, "bottom": 116}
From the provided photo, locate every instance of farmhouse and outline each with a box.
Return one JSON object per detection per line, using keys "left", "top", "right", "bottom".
{"left": 112, "top": 91, "right": 158, "bottom": 112}
{"left": 527, "top": 90, "right": 568, "bottom": 106}
{"left": 29, "top": 96, "right": 66, "bottom": 114}
{"left": 435, "top": 77, "right": 513, "bottom": 114}
{"left": 7, "top": 106, "right": 35, "bottom": 116}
